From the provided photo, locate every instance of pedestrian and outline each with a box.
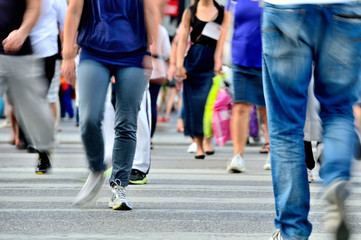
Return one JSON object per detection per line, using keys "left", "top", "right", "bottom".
{"left": 262, "top": 1, "right": 361, "bottom": 239}
{"left": 176, "top": 0, "right": 227, "bottom": 159}
{"left": 0, "top": 0, "right": 54, "bottom": 174}
{"left": 217, "top": 0, "right": 270, "bottom": 173}
{"left": 61, "top": 0, "right": 158, "bottom": 210}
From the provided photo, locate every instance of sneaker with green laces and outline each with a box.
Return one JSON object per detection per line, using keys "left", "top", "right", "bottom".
{"left": 129, "top": 169, "right": 147, "bottom": 184}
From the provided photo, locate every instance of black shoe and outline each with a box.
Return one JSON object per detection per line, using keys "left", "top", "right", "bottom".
{"left": 195, "top": 154, "right": 205, "bottom": 159}
{"left": 129, "top": 169, "right": 147, "bottom": 184}
{"left": 35, "top": 151, "right": 52, "bottom": 174}
{"left": 205, "top": 150, "right": 215, "bottom": 155}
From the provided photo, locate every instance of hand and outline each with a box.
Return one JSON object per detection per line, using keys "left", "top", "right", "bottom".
{"left": 214, "top": 58, "right": 223, "bottom": 76}
{"left": 2, "top": 30, "right": 27, "bottom": 53}
{"left": 175, "top": 66, "right": 187, "bottom": 80}
{"left": 143, "top": 54, "right": 153, "bottom": 72}
{"left": 167, "top": 63, "right": 176, "bottom": 81}
{"left": 61, "top": 59, "right": 76, "bottom": 88}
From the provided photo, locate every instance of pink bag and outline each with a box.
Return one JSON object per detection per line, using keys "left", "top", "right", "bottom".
{"left": 212, "top": 88, "right": 232, "bottom": 147}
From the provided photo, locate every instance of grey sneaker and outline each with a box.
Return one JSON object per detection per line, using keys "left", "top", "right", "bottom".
{"left": 109, "top": 180, "right": 132, "bottom": 210}
{"left": 322, "top": 180, "right": 350, "bottom": 240}
{"left": 227, "top": 153, "right": 246, "bottom": 173}
{"left": 73, "top": 170, "right": 105, "bottom": 207}
{"left": 263, "top": 152, "right": 271, "bottom": 170}
{"left": 269, "top": 229, "right": 283, "bottom": 240}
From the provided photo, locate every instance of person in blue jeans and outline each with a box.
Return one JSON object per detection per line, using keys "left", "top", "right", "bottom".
{"left": 262, "top": 1, "right": 361, "bottom": 240}
{"left": 61, "top": 0, "right": 159, "bottom": 210}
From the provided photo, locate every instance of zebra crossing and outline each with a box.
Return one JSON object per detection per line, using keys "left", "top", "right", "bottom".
{"left": 0, "top": 122, "right": 361, "bottom": 240}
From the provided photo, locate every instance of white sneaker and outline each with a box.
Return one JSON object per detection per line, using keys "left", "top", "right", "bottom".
{"left": 227, "top": 154, "right": 246, "bottom": 173}
{"left": 322, "top": 180, "right": 350, "bottom": 239}
{"left": 73, "top": 170, "right": 105, "bottom": 207}
{"left": 187, "top": 142, "right": 197, "bottom": 153}
{"left": 269, "top": 229, "right": 284, "bottom": 240}
{"left": 263, "top": 152, "right": 271, "bottom": 170}
{"left": 109, "top": 180, "right": 132, "bottom": 210}
{"left": 308, "top": 169, "right": 314, "bottom": 183}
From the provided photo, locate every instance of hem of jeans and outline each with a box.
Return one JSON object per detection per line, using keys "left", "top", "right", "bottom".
{"left": 324, "top": 177, "right": 350, "bottom": 188}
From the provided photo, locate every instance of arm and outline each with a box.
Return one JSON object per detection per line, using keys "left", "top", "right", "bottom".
{"left": 61, "top": 0, "right": 84, "bottom": 87}
{"left": 143, "top": 0, "right": 160, "bottom": 47}
{"left": 167, "top": 38, "right": 178, "bottom": 81}
{"left": 214, "top": 9, "right": 230, "bottom": 75}
{"left": 175, "top": 9, "right": 191, "bottom": 80}
{"left": 2, "top": 0, "right": 41, "bottom": 53}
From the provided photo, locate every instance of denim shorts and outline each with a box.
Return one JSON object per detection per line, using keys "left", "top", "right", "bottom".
{"left": 232, "top": 64, "right": 265, "bottom": 107}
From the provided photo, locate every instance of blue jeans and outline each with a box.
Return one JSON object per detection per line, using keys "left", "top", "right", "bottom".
{"left": 262, "top": 3, "right": 361, "bottom": 239}
{"left": 77, "top": 60, "right": 147, "bottom": 186}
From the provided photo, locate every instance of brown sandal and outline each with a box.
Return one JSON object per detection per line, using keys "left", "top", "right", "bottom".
{"left": 260, "top": 143, "right": 270, "bottom": 154}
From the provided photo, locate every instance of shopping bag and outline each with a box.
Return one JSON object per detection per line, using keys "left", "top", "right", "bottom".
{"left": 249, "top": 105, "right": 259, "bottom": 138}
{"left": 212, "top": 88, "right": 232, "bottom": 147}
{"left": 203, "top": 74, "right": 226, "bottom": 138}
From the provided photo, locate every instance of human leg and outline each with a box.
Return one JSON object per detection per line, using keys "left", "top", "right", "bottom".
{"left": 131, "top": 88, "right": 151, "bottom": 184}
{"left": 111, "top": 66, "right": 147, "bottom": 187}
{"left": 314, "top": 4, "right": 361, "bottom": 239}
{"left": 77, "top": 60, "right": 110, "bottom": 172}
{"left": 262, "top": 3, "right": 315, "bottom": 239}
{"left": 149, "top": 82, "right": 162, "bottom": 138}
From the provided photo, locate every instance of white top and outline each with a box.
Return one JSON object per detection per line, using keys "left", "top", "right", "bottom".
{"left": 30, "top": 0, "right": 67, "bottom": 58}
{"left": 265, "top": 0, "right": 352, "bottom": 4}
{"left": 150, "top": 25, "right": 171, "bottom": 80}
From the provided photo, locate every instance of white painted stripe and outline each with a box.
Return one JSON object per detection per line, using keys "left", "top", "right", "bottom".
{"left": 0, "top": 232, "right": 360, "bottom": 240}
{"left": 0, "top": 196, "right": 360, "bottom": 207}
{"left": 2, "top": 183, "right": 361, "bottom": 194}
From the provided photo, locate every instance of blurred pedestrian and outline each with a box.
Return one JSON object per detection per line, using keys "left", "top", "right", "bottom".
{"left": 217, "top": 0, "right": 270, "bottom": 173}
{"left": 262, "top": 1, "right": 361, "bottom": 239}
{"left": 61, "top": 0, "right": 158, "bottom": 210}
{"left": 0, "top": 0, "right": 54, "bottom": 174}
{"left": 176, "top": 0, "right": 227, "bottom": 159}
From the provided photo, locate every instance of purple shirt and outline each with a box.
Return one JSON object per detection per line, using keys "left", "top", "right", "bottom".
{"left": 227, "top": 0, "right": 263, "bottom": 68}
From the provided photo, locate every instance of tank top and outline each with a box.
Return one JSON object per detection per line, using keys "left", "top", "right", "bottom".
{"left": 77, "top": 0, "right": 148, "bottom": 67}
{"left": 190, "top": 3, "right": 224, "bottom": 48}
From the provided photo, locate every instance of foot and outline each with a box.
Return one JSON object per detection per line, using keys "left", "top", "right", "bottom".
{"left": 195, "top": 154, "right": 205, "bottom": 159}
{"left": 263, "top": 152, "right": 271, "bottom": 170}
{"left": 35, "top": 151, "right": 53, "bottom": 174}
{"left": 205, "top": 150, "right": 215, "bottom": 155}
{"left": 260, "top": 143, "right": 270, "bottom": 154}
{"left": 129, "top": 169, "right": 147, "bottom": 185}
{"left": 187, "top": 142, "right": 197, "bottom": 153}
{"left": 322, "top": 180, "right": 350, "bottom": 240}
{"left": 269, "top": 229, "right": 284, "bottom": 240}
{"left": 308, "top": 169, "right": 314, "bottom": 183}
{"left": 109, "top": 180, "right": 132, "bottom": 210}
{"left": 227, "top": 154, "right": 246, "bottom": 173}
{"left": 73, "top": 170, "right": 105, "bottom": 207}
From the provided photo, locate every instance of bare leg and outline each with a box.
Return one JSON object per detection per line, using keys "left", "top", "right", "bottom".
{"left": 259, "top": 107, "right": 270, "bottom": 144}
{"left": 195, "top": 135, "right": 204, "bottom": 156}
{"left": 165, "top": 87, "right": 176, "bottom": 120}
{"left": 231, "top": 103, "right": 251, "bottom": 156}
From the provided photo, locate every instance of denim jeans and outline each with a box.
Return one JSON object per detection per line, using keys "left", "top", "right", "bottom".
{"left": 77, "top": 60, "right": 147, "bottom": 186}
{"left": 262, "top": 3, "right": 361, "bottom": 239}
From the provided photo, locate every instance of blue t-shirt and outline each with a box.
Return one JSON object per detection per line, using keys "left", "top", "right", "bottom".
{"left": 77, "top": 0, "right": 148, "bottom": 68}
{"left": 227, "top": 0, "right": 262, "bottom": 68}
